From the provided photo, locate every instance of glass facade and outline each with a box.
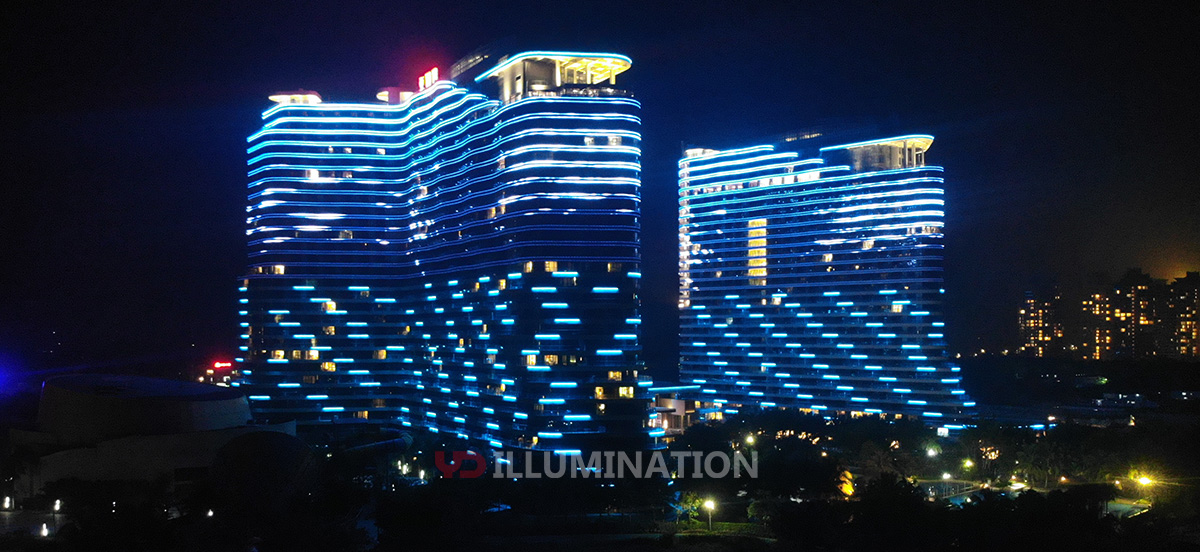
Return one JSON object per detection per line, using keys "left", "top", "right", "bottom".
{"left": 678, "top": 136, "right": 973, "bottom": 427}
{"left": 236, "top": 52, "right": 656, "bottom": 452}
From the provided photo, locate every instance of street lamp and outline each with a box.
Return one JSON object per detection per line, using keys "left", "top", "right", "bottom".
{"left": 1138, "top": 476, "right": 1153, "bottom": 486}
{"left": 703, "top": 499, "right": 715, "bottom": 531}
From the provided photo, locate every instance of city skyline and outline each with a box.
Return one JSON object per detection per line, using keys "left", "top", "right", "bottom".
{"left": 4, "top": 1, "right": 1198, "bottom": 380}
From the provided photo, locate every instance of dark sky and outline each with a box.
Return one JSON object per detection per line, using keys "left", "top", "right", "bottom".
{"left": 4, "top": 0, "right": 1197, "bottom": 379}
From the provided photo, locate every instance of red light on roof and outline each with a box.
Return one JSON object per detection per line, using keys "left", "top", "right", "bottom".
{"left": 213, "top": 362, "right": 233, "bottom": 369}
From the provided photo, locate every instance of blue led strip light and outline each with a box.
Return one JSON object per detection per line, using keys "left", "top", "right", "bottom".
{"left": 237, "top": 54, "right": 657, "bottom": 452}
{"left": 677, "top": 138, "right": 974, "bottom": 427}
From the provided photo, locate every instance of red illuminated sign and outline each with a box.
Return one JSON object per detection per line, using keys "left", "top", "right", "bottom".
{"left": 213, "top": 361, "right": 233, "bottom": 369}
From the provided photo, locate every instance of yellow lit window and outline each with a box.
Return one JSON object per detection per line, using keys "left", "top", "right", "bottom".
{"left": 323, "top": 301, "right": 337, "bottom": 312}
{"left": 822, "top": 253, "right": 834, "bottom": 262}
{"left": 354, "top": 411, "right": 369, "bottom": 419}
{"left": 320, "top": 362, "right": 336, "bottom": 372}
{"left": 306, "top": 350, "right": 320, "bottom": 360}
{"left": 618, "top": 386, "right": 635, "bottom": 398}
{"left": 594, "top": 387, "right": 607, "bottom": 399}
{"left": 608, "top": 371, "right": 622, "bottom": 381}
{"left": 525, "top": 354, "right": 538, "bottom": 366}
{"left": 375, "top": 350, "right": 387, "bottom": 360}
{"left": 544, "top": 354, "right": 559, "bottom": 365}
{"left": 323, "top": 326, "right": 335, "bottom": 335}
{"left": 892, "top": 304, "right": 904, "bottom": 313}
{"left": 523, "top": 261, "right": 534, "bottom": 273}
{"left": 544, "top": 261, "right": 558, "bottom": 272}
{"left": 291, "top": 350, "right": 302, "bottom": 360}
{"left": 498, "top": 279, "right": 507, "bottom": 290}
{"left": 862, "top": 240, "right": 875, "bottom": 250}
{"left": 272, "top": 265, "right": 286, "bottom": 275}
{"left": 373, "top": 399, "right": 386, "bottom": 408}
{"left": 272, "top": 350, "right": 285, "bottom": 359}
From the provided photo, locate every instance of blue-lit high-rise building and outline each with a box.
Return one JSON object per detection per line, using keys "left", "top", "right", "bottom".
{"left": 236, "top": 51, "right": 656, "bottom": 452}
{"left": 677, "top": 135, "right": 973, "bottom": 427}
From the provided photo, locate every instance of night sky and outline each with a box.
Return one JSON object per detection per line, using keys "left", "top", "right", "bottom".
{"left": 4, "top": 0, "right": 1197, "bottom": 380}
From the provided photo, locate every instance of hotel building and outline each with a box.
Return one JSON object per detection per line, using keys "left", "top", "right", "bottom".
{"left": 236, "top": 51, "right": 656, "bottom": 452}
{"left": 677, "top": 135, "right": 973, "bottom": 427}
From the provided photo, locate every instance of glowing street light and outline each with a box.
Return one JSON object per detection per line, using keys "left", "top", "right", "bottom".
{"left": 703, "top": 499, "right": 716, "bottom": 531}
{"left": 1138, "top": 476, "right": 1153, "bottom": 486}
{"left": 942, "top": 473, "right": 952, "bottom": 480}
{"left": 926, "top": 448, "right": 938, "bottom": 458}
{"left": 744, "top": 435, "right": 755, "bottom": 445}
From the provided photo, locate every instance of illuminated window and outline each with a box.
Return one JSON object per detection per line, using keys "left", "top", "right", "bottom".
{"left": 375, "top": 350, "right": 387, "bottom": 360}
{"left": 892, "top": 304, "right": 904, "bottom": 313}
{"left": 584, "top": 136, "right": 595, "bottom": 146}
{"left": 525, "top": 354, "right": 538, "bottom": 366}
{"left": 320, "top": 362, "right": 336, "bottom": 372}
{"left": 306, "top": 169, "right": 319, "bottom": 179}
{"left": 359, "top": 290, "right": 369, "bottom": 297}
{"left": 544, "top": 261, "right": 558, "bottom": 272}
{"left": 306, "top": 350, "right": 320, "bottom": 360}
{"left": 323, "top": 301, "right": 337, "bottom": 312}
{"left": 544, "top": 354, "right": 559, "bottom": 365}
{"left": 323, "top": 326, "right": 336, "bottom": 335}
{"left": 822, "top": 253, "right": 834, "bottom": 262}
{"left": 862, "top": 240, "right": 875, "bottom": 250}
{"left": 274, "top": 314, "right": 284, "bottom": 323}
{"left": 339, "top": 230, "right": 353, "bottom": 239}
{"left": 594, "top": 387, "right": 607, "bottom": 399}
{"left": 608, "top": 371, "right": 622, "bottom": 381}
{"left": 376, "top": 148, "right": 385, "bottom": 155}
{"left": 291, "top": 350, "right": 302, "bottom": 360}
{"left": 354, "top": 411, "right": 369, "bottom": 419}
{"left": 272, "top": 350, "right": 286, "bottom": 359}
{"left": 373, "top": 399, "right": 386, "bottom": 408}
{"left": 618, "top": 386, "right": 635, "bottom": 398}
{"left": 523, "top": 261, "right": 534, "bottom": 273}
{"left": 608, "top": 136, "right": 622, "bottom": 146}
{"left": 271, "top": 265, "right": 285, "bottom": 275}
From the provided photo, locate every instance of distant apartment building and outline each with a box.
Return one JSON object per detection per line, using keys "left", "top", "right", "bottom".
{"left": 1069, "top": 269, "right": 1198, "bottom": 360}
{"left": 1018, "top": 290, "right": 1064, "bottom": 357}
